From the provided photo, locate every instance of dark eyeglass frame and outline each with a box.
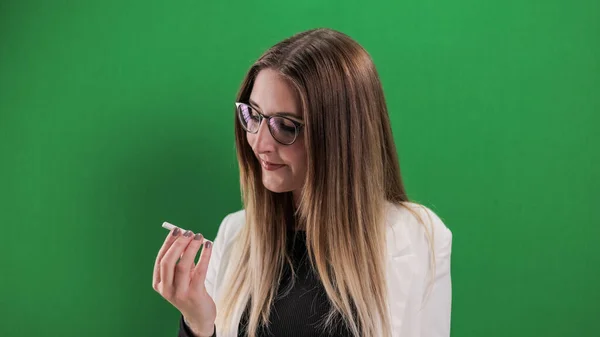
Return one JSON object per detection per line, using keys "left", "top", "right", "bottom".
{"left": 235, "top": 102, "right": 305, "bottom": 145}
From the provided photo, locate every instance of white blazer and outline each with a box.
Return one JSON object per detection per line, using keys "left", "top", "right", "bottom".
{"left": 203, "top": 201, "right": 453, "bottom": 337}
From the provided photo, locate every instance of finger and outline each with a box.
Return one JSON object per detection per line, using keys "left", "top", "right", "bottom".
{"left": 191, "top": 239, "right": 213, "bottom": 290}
{"left": 174, "top": 233, "right": 205, "bottom": 293}
{"left": 160, "top": 230, "right": 195, "bottom": 290}
{"left": 153, "top": 226, "right": 181, "bottom": 291}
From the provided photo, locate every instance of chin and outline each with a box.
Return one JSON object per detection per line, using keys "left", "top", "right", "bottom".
{"left": 262, "top": 183, "right": 292, "bottom": 194}
{"left": 261, "top": 177, "right": 293, "bottom": 194}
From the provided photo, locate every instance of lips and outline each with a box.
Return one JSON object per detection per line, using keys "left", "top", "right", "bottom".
{"left": 260, "top": 159, "right": 285, "bottom": 171}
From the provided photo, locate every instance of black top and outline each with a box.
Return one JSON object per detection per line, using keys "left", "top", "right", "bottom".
{"left": 178, "top": 229, "right": 352, "bottom": 337}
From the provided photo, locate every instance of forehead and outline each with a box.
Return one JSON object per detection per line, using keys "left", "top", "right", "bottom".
{"left": 250, "top": 68, "right": 301, "bottom": 117}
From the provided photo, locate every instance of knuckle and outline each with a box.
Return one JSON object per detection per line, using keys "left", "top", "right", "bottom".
{"left": 160, "top": 287, "right": 174, "bottom": 301}
{"left": 175, "top": 262, "right": 188, "bottom": 273}
{"left": 156, "top": 283, "right": 166, "bottom": 295}
{"left": 159, "top": 259, "right": 169, "bottom": 269}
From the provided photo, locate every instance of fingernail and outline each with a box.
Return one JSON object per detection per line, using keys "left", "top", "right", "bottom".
{"left": 194, "top": 233, "right": 203, "bottom": 241}
{"left": 205, "top": 241, "right": 212, "bottom": 249}
{"left": 183, "top": 230, "right": 193, "bottom": 237}
{"left": 172, "top": 228, "right": 180, "bottom": 236}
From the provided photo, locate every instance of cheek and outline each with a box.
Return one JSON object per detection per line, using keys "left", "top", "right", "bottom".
{"left": 284, "top": 143, "right": 307, "bottom": 172}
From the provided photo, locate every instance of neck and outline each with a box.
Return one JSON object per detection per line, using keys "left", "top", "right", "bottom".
{"left": 292, "top": 188, "right": 303, "bottom": 208}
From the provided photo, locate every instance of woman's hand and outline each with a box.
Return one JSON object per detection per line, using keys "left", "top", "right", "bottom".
{"left": 153, "top": 225, "right": 216, "bottom": 337}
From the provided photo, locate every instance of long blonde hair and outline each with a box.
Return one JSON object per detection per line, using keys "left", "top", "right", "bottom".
{"left": 215, "top": 28, "right": 427, "bottom": 337}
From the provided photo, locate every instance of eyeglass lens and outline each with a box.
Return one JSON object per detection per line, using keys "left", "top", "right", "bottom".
{"left": 237, "top": 103, "right": 297, "bottom": 144}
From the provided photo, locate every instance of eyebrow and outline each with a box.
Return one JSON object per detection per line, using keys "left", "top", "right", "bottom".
{"left": 249, "top": 98, "right": 302, "bottom": 120}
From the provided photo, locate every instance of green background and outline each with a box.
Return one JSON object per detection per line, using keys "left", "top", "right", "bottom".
{"left": 1, "top": 0, "right": 598, "bottom": 336}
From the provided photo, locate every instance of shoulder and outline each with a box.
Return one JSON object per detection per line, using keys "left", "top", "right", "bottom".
{"left": 217, "top": 203, "right": 453, "bottom": 255}
{"left": 214, "top": 209, "right": 246, "bottom": 245}
{"left": 218, "top": 209, "right": 246, "bottom": 233}
{"left": 221, "top": 209, "right": 246, "bottom": 226}
{"left": 384, "top": 201, "right": 453, "bottom": 258}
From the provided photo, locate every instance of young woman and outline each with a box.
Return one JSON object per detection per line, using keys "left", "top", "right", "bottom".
{"left": 153, "top": 28, "right": 453, "bottom": 337}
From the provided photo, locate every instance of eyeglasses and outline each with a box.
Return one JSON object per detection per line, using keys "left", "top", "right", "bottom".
{"left": 235, "top": 102, "right": 304, "bottom": 145}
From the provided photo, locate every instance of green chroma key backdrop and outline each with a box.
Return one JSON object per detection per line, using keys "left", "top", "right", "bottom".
{"left": 1, "top": 0, "right": 598, "bottom": 336}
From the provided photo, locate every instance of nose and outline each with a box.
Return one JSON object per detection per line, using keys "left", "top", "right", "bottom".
{"left": 248, "top": 118, "right": 276, "bottom": 153}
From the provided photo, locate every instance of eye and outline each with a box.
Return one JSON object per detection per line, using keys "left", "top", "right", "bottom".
{"left": 270, "top": 117, "right": 297, "bottom": 134}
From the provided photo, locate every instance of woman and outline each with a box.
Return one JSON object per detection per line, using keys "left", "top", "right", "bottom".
{"left": 153, "top": 28, "right": 453, "bottom": 337}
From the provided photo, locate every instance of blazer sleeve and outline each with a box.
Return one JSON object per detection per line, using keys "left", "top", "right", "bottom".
{"left": 419, "top": 212, "right": 453, "bottom": 337}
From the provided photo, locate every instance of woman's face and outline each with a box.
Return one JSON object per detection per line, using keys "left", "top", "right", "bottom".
{"left": 246, "top": 68, "right": 307, "bottom": 201}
